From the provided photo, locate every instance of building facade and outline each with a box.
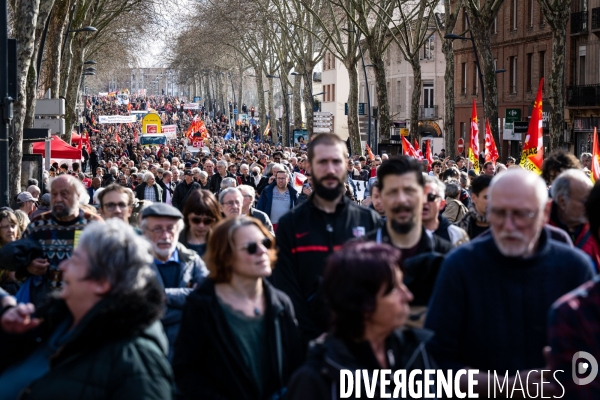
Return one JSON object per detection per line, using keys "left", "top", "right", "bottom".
{"left": 321, "top": 51, "right": 350, "bottom": 141}
{"left": 451, "top": 0, "right": 554, "bottom": 161}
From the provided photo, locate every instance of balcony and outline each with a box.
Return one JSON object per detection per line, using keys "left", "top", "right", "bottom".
{"left": 571, "top": 11, "right": 588, "bottom": 35}
{"left": 419, "top": 105, "right": 438, "bottom": 120}
{"left": 566, "top": 84, "right": 600, "bottom": 107}
{"left": 592, "top": 8, "right": 600, "bottom": 31}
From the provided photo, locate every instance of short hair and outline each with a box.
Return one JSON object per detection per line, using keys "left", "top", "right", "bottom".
{"left": 431, "top": 160, "right": 442, "bottom": 169}
{"left": 483, "top": 161, "right": 494, "bottom": 170}
{"left": 216, "top": 160, "right": 228, "bottom": 168}
{"left": 205, "top": 216, "right": 276, "bottom": 283}
{"left": 470, "top": 174, "right": 493, "bottom": 196}
{"left": 191, "top": 167, "right": 201, "bottom": 175}
{"left": 444, "top": 181, "right": 461, "bottom": 199}
{"left": 142, "top": 171, "right": 155, "bottom": 183}
{"left": 238, "top": 184, "right": 256, "bottom": 199}
{"left": 98, "top": 184, "right": 135, "bottom": 207}
{"left": 586, "top": 182, "right": 600, "bottom": 245}
{"left": 109, "top": 166, "right": 119, "bottom": 176}
{"left": 219, "top": 187, "right": 242, "bottom": 204}
{"left": 78, "top": 219, "right": 157, "bottom": 298}
{"left": 377, "top": 156, "right": 424, "bottom": 191}
{"left": 507, "top": 156, "right": 516, "bottom": 164}
{"left": 551, "top": 168, "right": 593, "bottom": 202}
{"left": 424, "top": 175, "right": 446, "bottom": 200}
{"left": 0, "top": 210, "right": 21, "bottom": 244}
{"left": 182, "top": 189, "right": 222, "bottom": 232}
{"left": 27, "top": 178, "right": 39, "bottom": 187}
{"left": 307, "top": 133, "right": 346, "bottom": 163}
{"left": 49, "top": 174, "right": 90, "bottom": 205}
{"left": 199, "top": 171, "right": 208, "bottom": 179}
{"left": 581, "top": 152, "right": 592, "bottom": 162}
{"left": 541, "top": 149, "right": 580, "bottom": 183}
{"left": 162, "top": 170, "right": 172, "bottom": 178}
{"left": 323, "top": 241, "right": 400, "bottom": 340}
{"left": 220, "top": 177, "right": 237, "bottom": 189}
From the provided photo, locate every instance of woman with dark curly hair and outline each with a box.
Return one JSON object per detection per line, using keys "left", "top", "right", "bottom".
{"left": 286, "top": 241, "right": 436, "bottom": 399}
{"left": 179, "top": 189, "right": 222, "bottom": 257}
{"left": 541, "top": 149, "right": 581, "bottom": 185}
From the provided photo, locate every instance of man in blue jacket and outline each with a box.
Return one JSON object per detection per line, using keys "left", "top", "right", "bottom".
{"left": 256, "top": 169, "right": 298, "bottom": 231}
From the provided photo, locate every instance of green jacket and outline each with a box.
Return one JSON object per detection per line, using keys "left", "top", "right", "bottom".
{"left": 0, "top": 278, "right": 175, "bottom": 400}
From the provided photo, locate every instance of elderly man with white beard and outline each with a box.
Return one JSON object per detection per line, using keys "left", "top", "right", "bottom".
{"left": 141, "top": 203, "right": 208, "bottom": 361}
{"left": 424, "top": 168, "right": 595, "bottom": 396}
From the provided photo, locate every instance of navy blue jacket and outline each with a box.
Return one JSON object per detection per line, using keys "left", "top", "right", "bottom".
{"left": 256, "top": 182, "right": 298, "bottom": 219}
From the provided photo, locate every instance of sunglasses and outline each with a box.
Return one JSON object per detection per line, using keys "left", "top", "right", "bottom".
{"left": 240, "top": 237, "right": 273, "bottom": 255}
{"left": 426, "top": 193, "right": 440, "bottom": 202}
{"left": 190, "top": 216, "right": 216, "bottom": 225}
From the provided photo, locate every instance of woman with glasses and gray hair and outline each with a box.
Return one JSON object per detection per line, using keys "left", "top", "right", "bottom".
{"left": 0, "top": 219, "right": 174, "bottom": 399}
{"left": 173, "top": 216, "right": 302, "bottom": 400}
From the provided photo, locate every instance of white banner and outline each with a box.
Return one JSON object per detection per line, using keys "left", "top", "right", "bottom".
{"left": 162, "top": 125, "right": 177, "bottom": 139}
{"left": 98, "top": 115, "right": 137, "bottom": 124}
{"left": 183, "top": 103, "right": 200, "bottom": 110}
{"left": 98, "top": 92, "right": 108, "bottom": 96}
{"left": 352, "top": 179, "right": 367, "bottom": 201}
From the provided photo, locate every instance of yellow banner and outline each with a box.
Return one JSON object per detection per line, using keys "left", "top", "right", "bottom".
{"left": 520, "top": 155, "right": 542, "bottom": 174}
{"left": 468, "top": 148, "right": 479, "bottom": 174}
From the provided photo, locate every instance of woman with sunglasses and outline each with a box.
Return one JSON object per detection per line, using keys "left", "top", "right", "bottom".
{"left": 173, "top": 216, "right": 302, "bottom": 400}
{"left": 179, "top": 189, "right": 222, "bottom": 257}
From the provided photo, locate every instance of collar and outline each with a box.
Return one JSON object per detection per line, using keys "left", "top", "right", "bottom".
{"left": 377, "top": 224, "right": 434, "bottom": 252}
{"left": 155, "top": 247, "right": 179, "bottom": 265}
{"left": 308, "top": 192, "right": 349, "bottom": 214}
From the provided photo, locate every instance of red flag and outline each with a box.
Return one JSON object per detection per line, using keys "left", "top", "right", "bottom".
{"left": 520, "top": 78, "right": 544, "bottom": 174}
{"left": 115, "top": 132, "right": 121, "bottom": 143}
{"left": 413, "top": 139, "right": 424, "bottom": 160}
{"left": 592, "top": 127, "right": 599, "bottom": 183}
{"left": 484, "top": 119, "right": 499, "bottom": 165}
{"left": 425, "top": 140, "right": 433, "bottom": 171}
{"left": 402, "top": 136, "right": 418, "bottom": 158}
{"left": 133, "top": 129, "right": 138, "bottom": 143}
{"left": 78, "top": 134, "right": 82, "bottom": 150}
{"left": 468, "top": 99, "right": 480, "bottom": 174}
{"left": 365, "top": 143, "right": 375, "bottom": 161}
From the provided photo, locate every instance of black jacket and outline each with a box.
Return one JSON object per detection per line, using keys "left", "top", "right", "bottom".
{"left": 134, "top": 182, "right": 163, "bottom": 202}
{"left": 172, "top": 279, "right": 303, "bottom": 400}
{"left": 0, "top": 279, "right": 174, "bottom": 400}
{"left": 270, "top": 195, "right": 381, "bottom": 343}
{"left": 208, "top": 172, "right": 235, "bottom": 194}
{"left": 172, "top": 180, "right": 201, "bottom": 211}
{"left": 365, "top": 224, "right": 453, "bottom": 306}
{"left": 287, "top": 329, "right": 436, "bottom": 400}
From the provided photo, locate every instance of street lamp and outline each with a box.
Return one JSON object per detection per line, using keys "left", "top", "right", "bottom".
{"left": 62, "top": 25, "right": 97, "bottom": 55}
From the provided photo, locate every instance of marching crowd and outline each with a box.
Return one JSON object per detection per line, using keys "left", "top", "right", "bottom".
{"left": 0, "top": 95, "right": 599, "bottom": 399}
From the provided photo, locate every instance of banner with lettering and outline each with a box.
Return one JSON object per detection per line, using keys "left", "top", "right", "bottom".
{"left": 520, "top": 78, "right": 544, "bottom": 174}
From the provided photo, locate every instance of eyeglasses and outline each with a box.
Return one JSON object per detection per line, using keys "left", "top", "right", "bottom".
{"left": 488, "top": 208, "right": 538, "bottom": 227}
{"left": 190, "top": 216, "right": 216, "bottom": 225}
{"left": 145, "top": 225, "right": 178, "bottom": 235}
{"left": 242, "top": 194, "right": 254, "bottom": 199}
{"left": 103, "top": 202, "right": 130, "bottom": 211}
{"left": 240, "top": 237, "right": 274, "bottom": 255}
{"left": 222, "top": 200, "right": 241, "bottom": 207}
{"left": 426, "top": 193, "right": 440, "bottom": 202}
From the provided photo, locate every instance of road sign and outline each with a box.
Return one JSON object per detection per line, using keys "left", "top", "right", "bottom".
{"left": 34, "top": 99, "right": 65, "bottom": 116}
{"left": 33, "top": 118, "right": 65, "bottom": 135}
{"left": 314, "top": 127, "right": 331, "bottom": 133}
{"left": 233, "top": 109, "right": 238, "bottom": 114}
{"left": 344, "top": 103, "right": 367, "bottom": 116}
{"left": 514, "top": 121, "right": 529, "bottom": 133}
{"left": 457, "top": 138, "right": 465, "bottom": 154}
{"left": 505, "top": 108, "right": 521, "bottom": 123}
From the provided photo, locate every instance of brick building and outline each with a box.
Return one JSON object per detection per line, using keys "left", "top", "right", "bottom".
{"left": 451, "top": 0, "right": 553, "bottom": 161}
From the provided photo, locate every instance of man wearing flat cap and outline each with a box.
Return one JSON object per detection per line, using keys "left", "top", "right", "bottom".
{"left": 141, "top": 202, "right": 208, "bottom": 360}
{"left": 172, "top": 169, "right": 201, "bottom": 211}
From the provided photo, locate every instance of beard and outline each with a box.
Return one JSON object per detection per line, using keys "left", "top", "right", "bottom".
{"left": 152, "top": 240, "right": 178, "bottom": 259}
{"left": 313, "top": 174, "right": 345, "bottom": 201}
{"left": 389, "top": 205, "right": 416, "bottom": 234}
{"left": 52, "top": 202, "right": 76, "bottom": 219}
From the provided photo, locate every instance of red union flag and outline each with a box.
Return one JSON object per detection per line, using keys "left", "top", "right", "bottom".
{"left": 402, "top": 136, "right": 418, "bottom": 158}
{"left": 413, "top": 139, "right": 424, "bottom": 160}
{"left": 469, "top": 99, "right": 480, "bottom": 174}
{"left": 485, "top": 119, "right": 499, "bottom": 165}
{"left": 520, "top": 78, "right": 544, "bottom": 174}
{"left": 425, "top": 140, "right": 433, "bottom": 171}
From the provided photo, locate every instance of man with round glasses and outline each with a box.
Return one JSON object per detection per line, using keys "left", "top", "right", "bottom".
{"left": 425, "top": 168, "right": 595, "bottom": 396}
{"left": 97, "top": 183, "right": 134, "bottom": 224}
{"left": 141, "top": 202, "right": 209, "bottom": 361}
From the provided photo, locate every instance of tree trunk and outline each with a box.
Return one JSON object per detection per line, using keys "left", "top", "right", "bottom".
{"left": 302, "top": 67, "right": 315, "bottom": 138}
{"left": 370, "top": 50, "right": 390, "bottom": 143}
{"left": 267, "top": 78, "right": 275, "bottom": 141}
{"left": 204, "top": 74, "right": 212, "bottom": 113}
{"left": 281, "top": 82, "right": 290, "bottom": 146}
{"left": 548, "top": 22, "right": 568, "bottom": 150}
{"left": 10, "top": 0, "right": 40, "bottom": 199}
{"left": 442, "top": 38, "right": 456, "bottom": 158}
{"left": 43, "top": 0, "right": 70, "bottom": 97}
{"left": 237, "top": 74, "right": 243, "bottom": 121}
{"left": 293, "top": 74, "right": 302, "bottom": 130}
{"left": 409, "top": 55, "right": 422, "bottom": 139}
{"left": 256, "top": 74, "right": 266, "bottom": 136}
{"left": 63, "top": 43, "right": 82, "bottom": 144}
{"left": 346, "top": 62, "right": 361, "bottom": 155}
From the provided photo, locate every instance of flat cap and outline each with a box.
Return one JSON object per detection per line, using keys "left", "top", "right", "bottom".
{"left": 141, "top": 203, "right": 183, "bottom": 220}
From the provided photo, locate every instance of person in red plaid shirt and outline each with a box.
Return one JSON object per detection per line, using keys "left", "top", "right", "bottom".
{"left": 548, "top": 181, "right": 600, "bottom": 399}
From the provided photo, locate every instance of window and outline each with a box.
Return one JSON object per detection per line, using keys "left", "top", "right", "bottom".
{"left": 539, "top": 51, "right": 545, "bottom": 81}
{"left": 396, "top": 80, "right": 402, "bottom": 110}
{"left": 526, "top": 53, "right": 533, "bottom": 92}
{"left": 463, "top": 7, "right": 468, "bottom": 30}
{"left": 462, "top": 62, "right": 467, "bottom": 94}
{"left": 386, "top": 48, "right": 391, "bottom": 65}
{"left": 493, "top": 16, "right": 498, "bottom": 34}
{"left": 331, "top": 84, "right": 335, "bottom": 102}
{"left": 397, "top": 47, "right": 403, "bottom": 63}
{"left": 510, "top": 56, "right": 517, "bottom": 93}
{"left": 511, "top": 0, "right": 518, "bottom": 30}
{"left": 579, "top": 56, "right": 586, "bottom": 85}
{"left": 423, "top": 82, "right": 434, "bottom": 118}
{"left": 423, "top": 36, "right": 434, "bottom": 60}
{"left": 360, "top": 84, "right": 365, "bottom": 103}
{"left": 528, "top": 0, "right": 534, "bottom": 27}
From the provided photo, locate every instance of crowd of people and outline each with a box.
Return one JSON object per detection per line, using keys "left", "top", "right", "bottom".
{"left": 0, "top": 94, "right": 599, "bottom": 399}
